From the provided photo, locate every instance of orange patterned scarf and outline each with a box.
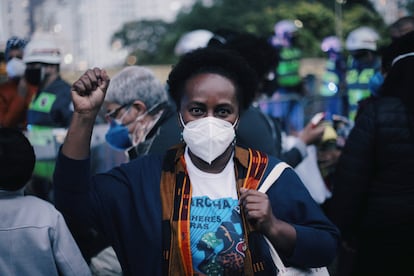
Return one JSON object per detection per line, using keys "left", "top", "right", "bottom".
{"left": 160, "top": 143, "right": 271, "bottom": 275}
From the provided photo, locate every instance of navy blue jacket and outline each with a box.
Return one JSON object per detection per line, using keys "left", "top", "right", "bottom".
{"left": 54, "top": 146, "right": 339, "bottom": 275}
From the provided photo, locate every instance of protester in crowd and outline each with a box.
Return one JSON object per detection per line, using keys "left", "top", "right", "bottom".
{"left": 0, "top": 128, "right": 91, "bottom": 276}
{"left": 214, "top": 32, "right": 325, "bottom": 167}
{"left": 0, "top": 36, "right": 36, "bottom": 129}
{"left": 261, "top": 19, "right": 305, "bottom": 135}
{"left": 54, "top": 47, "right": 339, "bottom": 275}
{"left": 316, "top": 115, "right": 352, "bottom": 194}
{"left": 103, "top": 65, "right": 181, "bottom": 159}
{"left": 326, "top": 31, "right": 414, "bottom": 275}
{"left": 344, "top": 26, "right": 381, "bottom": 121}
{"left": 23, "top": 33, "right": 73, "bottom": 202}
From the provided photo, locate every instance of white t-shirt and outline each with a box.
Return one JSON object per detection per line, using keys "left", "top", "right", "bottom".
{"left": 185, "top": 148, "right": 245, "bottom": 274}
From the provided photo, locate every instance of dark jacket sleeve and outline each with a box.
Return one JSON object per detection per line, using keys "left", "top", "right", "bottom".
{"left": 54, "top": 149, "right": 164, "bottom": 275}
{"left": 280, "top": 147, "right": 303, "bottom": 167}
{"left": 53, "top": 150, "right": 98, "bottom": 231}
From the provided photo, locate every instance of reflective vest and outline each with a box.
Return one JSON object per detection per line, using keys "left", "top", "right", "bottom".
{"left": 26, "top": 77, "right": 72, "bottom": 179}
{"left": 27, "top": 77, "right": 72, "bottom": 128}
{"left": 346, "top": 58, "right": 380, "bottom": 121}
{"left": 276, "top": 47, "right": 302, "bottom": 88}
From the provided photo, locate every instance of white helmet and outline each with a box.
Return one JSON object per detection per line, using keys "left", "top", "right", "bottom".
{"left": 23, "top": 35, "right": 61, "bottom": 64}
{"left": 345, "top": 27, "right": 379, "bottom": 51}
{"left": 174, "top": 29, "right": 214, "bottom": 56}
{"left": 272, "top": 20, "right": 298, "bottom": 47}
{"left": 274, "top": 20, "right": 297, "bottom": 38}
{"left": 321, "top": 36, "right": 342, "bottom": 53}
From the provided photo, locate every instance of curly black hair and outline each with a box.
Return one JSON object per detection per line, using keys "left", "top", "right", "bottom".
{"left": 0, "top": 128, "right": 35, "bottom": 191}
{"left": 167, "top": 47, "right": 258, "bottom": 112}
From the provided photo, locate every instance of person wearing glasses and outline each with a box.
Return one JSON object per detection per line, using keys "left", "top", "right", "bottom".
{"left": 102, "top": 65, "right": 181, "bottom": 160}
{"left": 54, "top": 47, "right": 339, "bottom": 275}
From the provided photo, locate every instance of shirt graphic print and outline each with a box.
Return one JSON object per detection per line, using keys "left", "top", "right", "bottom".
{"left": 185, "top": 148, "right": 245, "bottom": 275}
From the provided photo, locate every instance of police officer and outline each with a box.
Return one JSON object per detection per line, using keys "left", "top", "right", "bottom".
{"left": 345, "top": 26, "right": 380, "bottom": 121}
{"left": 24, "top": 33, "right": 73, "bottom": 202}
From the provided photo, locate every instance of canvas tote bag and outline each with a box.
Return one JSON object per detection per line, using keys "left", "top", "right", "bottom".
{"left": 258, "top": 162, "right": 330, "bottom": 276}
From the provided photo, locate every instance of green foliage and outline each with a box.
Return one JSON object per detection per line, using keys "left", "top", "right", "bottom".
{"left": 111, "top": 19, "right": 175, "bottom": 64}
{"left": 111, "top": 0, "right": 387, "bottom": 64}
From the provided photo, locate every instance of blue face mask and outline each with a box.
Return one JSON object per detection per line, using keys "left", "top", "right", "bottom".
{"left": 105, "top": 120, "right": 132, "bottom": 151}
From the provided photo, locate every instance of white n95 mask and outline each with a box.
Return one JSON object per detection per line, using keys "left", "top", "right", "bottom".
{"left": 180, "top": 114, "right": 237, "bottom": 164}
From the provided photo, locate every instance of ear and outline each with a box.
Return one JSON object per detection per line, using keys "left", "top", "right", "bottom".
{"left": 131, "top": 100, "right": 147, "bottom": 116}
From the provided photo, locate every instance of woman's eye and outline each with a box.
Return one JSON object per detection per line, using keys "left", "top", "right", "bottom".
{"left": 189, "top": 107, "right": 204, "bottom": 116}
{"left": 216, "top": 108, "right": 231, "bottom": 117}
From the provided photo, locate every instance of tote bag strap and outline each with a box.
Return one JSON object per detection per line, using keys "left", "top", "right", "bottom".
{"left": 257, "top": 161, "right": 330, "bottom": 276}
{"left": 258, "top": 161, "right": 290, "bottom": 193}
{"left": 257, "top": 162, "right": 290, "bottom": 272}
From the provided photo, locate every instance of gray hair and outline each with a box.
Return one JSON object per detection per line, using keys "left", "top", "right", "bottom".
{"left": 105, "top": 66, "right": 168, "bottom": 109}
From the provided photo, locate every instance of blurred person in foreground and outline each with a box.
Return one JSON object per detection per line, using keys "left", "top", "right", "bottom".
{"left": 326, "top": 31, "right": 414, "bottom": 276}
{"left": 54, "top": 47, "right": 339, "bottom": 275}
{"left": 0, "top": 128, "right": 91, "bottom": 276}
{"left": 0, "top": 36, "right": 36, "bottom": 129}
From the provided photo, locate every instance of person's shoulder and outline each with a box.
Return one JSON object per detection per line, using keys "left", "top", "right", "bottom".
{"left": 22, "top": 195, "right": 57, "bottom": 210}
{"left": 17, "top": 195, "right": 62, "bottom": 223}
{"left": 123, "top": 152, "right": 166, "bottom": 171}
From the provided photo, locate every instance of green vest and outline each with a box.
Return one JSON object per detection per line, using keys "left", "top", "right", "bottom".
{"left": 277, "top": 47, "right": 302, "bottom": 87}
{"left": 346, "top": 67, "right": 375, "bottom": 121}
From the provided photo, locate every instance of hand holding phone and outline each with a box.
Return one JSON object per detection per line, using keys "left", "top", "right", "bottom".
{"left": 311, "top": 112, "right": 326, "bottom": 127}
